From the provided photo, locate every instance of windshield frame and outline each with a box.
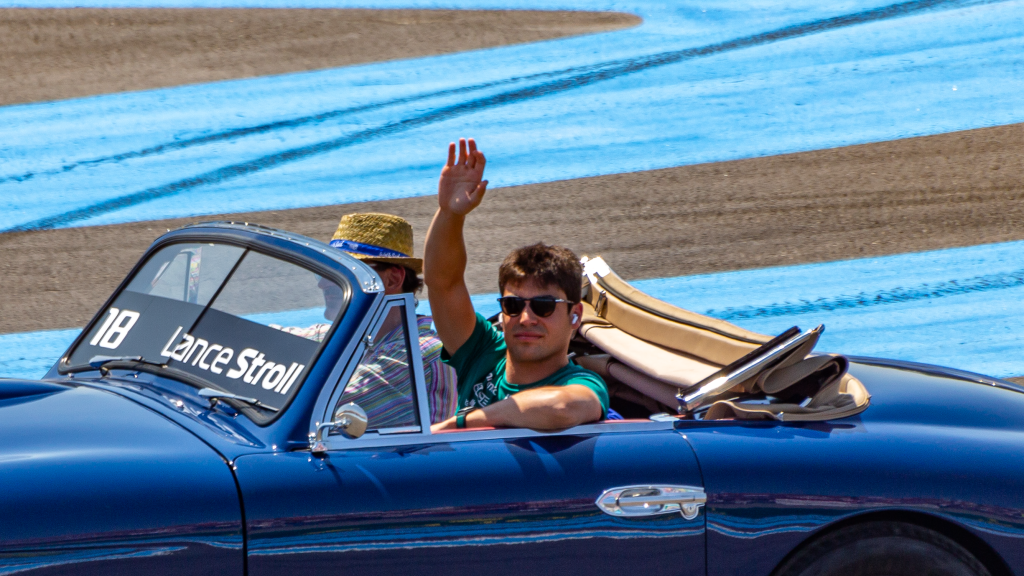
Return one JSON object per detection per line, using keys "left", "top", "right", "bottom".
{"left": 57, "top": 226, "right": 358, "bottom": 425}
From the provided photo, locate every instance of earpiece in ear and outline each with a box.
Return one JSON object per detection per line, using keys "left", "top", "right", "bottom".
{"left": 572, "top": 313, "right": 579, "bottom": 323}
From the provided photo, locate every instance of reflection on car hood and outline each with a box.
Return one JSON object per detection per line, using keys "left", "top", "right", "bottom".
{"left": 849, "top": 359, "right": 1024, "bottom": 430}
{"left": 0, "top": 379, "right": 210, "bottom": 457}
{"left": 0, "top": 379, "right": 70, "bottom": 404}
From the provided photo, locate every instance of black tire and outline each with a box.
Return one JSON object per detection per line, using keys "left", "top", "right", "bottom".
{"left": 775, "top": 521, "right": 991, "bottom": 576}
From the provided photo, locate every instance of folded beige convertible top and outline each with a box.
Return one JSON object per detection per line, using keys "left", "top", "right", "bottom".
{"left": 576, "top": 257, "right": 869, "bottom": 422}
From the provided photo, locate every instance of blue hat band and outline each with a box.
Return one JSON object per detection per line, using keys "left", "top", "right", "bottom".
{"left": 330, "top": 239, "right": 410, "bottom": 259}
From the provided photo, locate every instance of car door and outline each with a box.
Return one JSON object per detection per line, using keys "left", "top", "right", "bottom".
{"left": 234, "top": 295, "right": 706, "bottom": 576}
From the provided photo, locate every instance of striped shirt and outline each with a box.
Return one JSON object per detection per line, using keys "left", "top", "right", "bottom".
{"left": 275, "top": 322, "right": 332, "bottom": 342}
{"left": 339, "top": 316, "right": 457, "bottom": 427}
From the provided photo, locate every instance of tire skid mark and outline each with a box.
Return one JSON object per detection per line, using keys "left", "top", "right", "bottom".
{"left": 0, "top": 65, "right": 597, "bottom": 185}
{"left": 709, "top": 267, "right": 1024, "bottom": 320}
{"left": 2, "top": 0, "right": 1000, "bottom": 234}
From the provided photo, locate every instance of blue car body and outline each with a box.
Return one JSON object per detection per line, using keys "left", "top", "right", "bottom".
{"left": 1, "top": 222, "right": 1022, "bottom": 576}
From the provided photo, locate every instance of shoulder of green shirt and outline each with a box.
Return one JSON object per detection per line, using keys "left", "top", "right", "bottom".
{"left": 442, "top": 312, "right": 505, "bottom": 379}
{"left": 442, "top": 313, "right": 503, "bottom": 362}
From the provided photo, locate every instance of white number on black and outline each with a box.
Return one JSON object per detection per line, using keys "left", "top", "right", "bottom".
{"left": 90, "top": 307, "right": 140, "bottom": 349}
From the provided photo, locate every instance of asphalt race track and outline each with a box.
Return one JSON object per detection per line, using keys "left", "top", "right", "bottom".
{"left": 0, "top": 8, "right": 639, "bottom": 106}
{"left": 7, "top": 0, "right": 1024, "bottom": 231}
{"left": 2, "top": 0, "right": 1024, "bottom": 380}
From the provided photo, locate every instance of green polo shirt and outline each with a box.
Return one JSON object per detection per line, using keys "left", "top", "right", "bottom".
{"left": 444, "top": 313, "right": 609, "bottom": 419}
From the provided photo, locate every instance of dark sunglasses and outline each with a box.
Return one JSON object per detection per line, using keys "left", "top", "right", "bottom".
{"left": 497, "top": 296, "right": 573, "bottom": 318}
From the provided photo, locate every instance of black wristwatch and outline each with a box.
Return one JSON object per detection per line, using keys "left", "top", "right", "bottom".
{"left": 455, "top": 406, "right": 476, "bottom": 429}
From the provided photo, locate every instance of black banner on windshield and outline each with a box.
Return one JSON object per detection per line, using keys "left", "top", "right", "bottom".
{"left": 69, "top": 290, "right": 205, "bottom": 366}
{"left": 70, "top": 291, "right": 320, "bottom": 409}
{"left": 166, "top": 308, "right": 318, "bottom": 408}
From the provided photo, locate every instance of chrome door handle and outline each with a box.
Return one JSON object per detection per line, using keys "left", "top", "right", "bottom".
{"left": 596, "top": 485, "right": 706, "bottom": 520}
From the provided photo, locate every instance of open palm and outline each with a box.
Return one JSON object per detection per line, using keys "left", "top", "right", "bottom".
{"left": 438, "top": 138, "right": 488, "bottom": 215}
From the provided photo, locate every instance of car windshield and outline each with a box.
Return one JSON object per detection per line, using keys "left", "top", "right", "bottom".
{"left": 66, "top": 242, "right": 346, "bottom": 411}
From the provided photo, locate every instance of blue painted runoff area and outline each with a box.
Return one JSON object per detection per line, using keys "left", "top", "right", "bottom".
{"left": 8, "top": 241, "right": 1024, "bottom": 381}
{"left": 0, "top": 328, "right": 81, "bottom": 382}
{"left": 2, "top": 0, "right": 1024, "bottom": 231}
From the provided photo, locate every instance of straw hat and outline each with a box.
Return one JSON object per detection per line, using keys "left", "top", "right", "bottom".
{"left": 330, "top": 213, "right": 422, "bottom": 273}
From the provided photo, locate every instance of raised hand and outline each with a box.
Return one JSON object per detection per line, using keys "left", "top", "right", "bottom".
{"left": 438, "top": 138, "right": 488, "bottom": 215}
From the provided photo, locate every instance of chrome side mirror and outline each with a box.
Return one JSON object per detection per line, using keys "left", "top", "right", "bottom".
{"left": 311, "top": 403, "right": 368, "bottom": 454}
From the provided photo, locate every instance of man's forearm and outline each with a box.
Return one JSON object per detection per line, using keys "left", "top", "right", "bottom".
{"left": 423, "top": 209, "right": 467, "bottom": 291}
{"left": 444, "top": 386, "right": 603, "bottom": 431}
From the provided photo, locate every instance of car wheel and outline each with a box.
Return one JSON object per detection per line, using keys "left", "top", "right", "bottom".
{"left": 775, "top": 521, "right": 991, "bottom": 576}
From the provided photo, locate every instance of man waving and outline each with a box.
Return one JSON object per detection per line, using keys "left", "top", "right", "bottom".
{"left": 426, "top": 138, "right": 608, "bottom": 432}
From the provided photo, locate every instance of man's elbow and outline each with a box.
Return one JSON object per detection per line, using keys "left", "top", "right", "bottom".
{"left": 547, "top": 397, "right": 603, "bottom": 428}
{"left": 423, "top": 271, "right": 457, "bottom": 292}
{"left": 540, "top": 410, "right": 579, "bottom": 430}
{"left": 422, "top": 269, "right": 439, "bottom": 289}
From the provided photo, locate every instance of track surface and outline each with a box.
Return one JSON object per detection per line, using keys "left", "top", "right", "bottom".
{"left": 0, "top": 8, "right": 639, "bottom": 106}
{"left": 4, "top": 121, "right": 1023, "bottom": 334}
{"left": 12, "top": 236, "right": 1024, "bottom": 378}
{"left": 5, "top": 0, "right": 1024, "bottom": 232}
{"left": 3, "top": 1, "right": 1024, "bottom": 379}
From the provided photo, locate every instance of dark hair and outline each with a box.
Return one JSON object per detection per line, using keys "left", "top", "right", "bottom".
{"left": 400, "top": 266, "right": 423, "bottom": 294}
{"left": 372, "top": 263, "right": 423, "bottom": 294}
{"left": 498, "top": 243, "right": 582, "bottom": 304}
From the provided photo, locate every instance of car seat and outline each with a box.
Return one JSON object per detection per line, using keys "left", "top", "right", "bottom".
{"left": 574, "top": 257, "right": 869, "bottom": 422}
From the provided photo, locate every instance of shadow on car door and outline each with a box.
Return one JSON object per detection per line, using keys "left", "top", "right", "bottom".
{"left": 234, "top": 426, "right": 705, "bottom": 576}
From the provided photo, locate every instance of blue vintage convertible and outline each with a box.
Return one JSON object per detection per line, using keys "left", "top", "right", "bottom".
{"left": 2, "top": 222, "right": 1022, "bottom": 576}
